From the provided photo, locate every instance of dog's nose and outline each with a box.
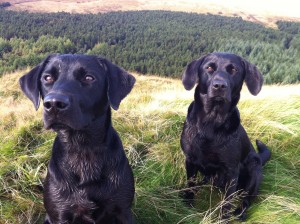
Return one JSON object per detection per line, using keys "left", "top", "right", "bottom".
{"left": 43, "top": 94, "right": 70, "bottom": 112}
{"left": 212, "top": 80, "right": 228, "bottom": 90}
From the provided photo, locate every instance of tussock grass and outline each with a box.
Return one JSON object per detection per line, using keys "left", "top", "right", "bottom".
{"left": 0, "top": 71, "right": 299, "bottom": 223}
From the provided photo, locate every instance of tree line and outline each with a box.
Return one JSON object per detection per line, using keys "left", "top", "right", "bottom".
{"left": 0, "top": 9, "right": 300, "bottom": 84}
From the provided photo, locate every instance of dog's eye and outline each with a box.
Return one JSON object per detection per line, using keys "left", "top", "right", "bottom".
{"left": 227, "top": 65, "right": 238, "bottom": 75}
{"left": 44, "top": 75, "right": 55, "bottom": 84}
{"left": 83, "top": 75, "right": 95, "bottom": 83}
{"left": 206, "top": 66, "right": 214, "bottom": 73}
{"left": 232, "top": 68, "right": 238, "bottom": 73}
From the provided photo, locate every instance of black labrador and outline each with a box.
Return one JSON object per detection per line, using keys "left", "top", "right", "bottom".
{"left": 19, "top": 54, "right": 136, "bottom": 224}
{"left": 180, "top": 52, "right": 271, "bottom": 220}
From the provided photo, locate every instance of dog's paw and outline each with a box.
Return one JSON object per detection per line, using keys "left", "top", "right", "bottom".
{"left": 179, "top": 190, "right": 195, "bottom": 207}
{"left": 233, "top": 207, "right": 247, "bottom": 222}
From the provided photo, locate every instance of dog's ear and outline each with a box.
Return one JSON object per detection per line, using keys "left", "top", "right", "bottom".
{"left": 242, "top": 59, "right": 263, "bottom": 96}
{"left": 98, "top": 58, "right": 136, "bottom": 110}
{"left": 182, "top": 55, "right": 207, "bottom": 90}
{"left": 19, "top": 54, "right": 56, "bottom": 110}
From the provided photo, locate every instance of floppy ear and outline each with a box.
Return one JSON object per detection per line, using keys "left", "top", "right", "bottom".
{"left": 98, "top": 58, "right": 136, "bottom": 110}
{"left": 19, "top": 54, "right": 57, "bottom": 110}
{"left": 182, "top": 55, "right": 207, "bottom": 90}
{"left": 242, "top": 59, "right": 263, "bottom": 96}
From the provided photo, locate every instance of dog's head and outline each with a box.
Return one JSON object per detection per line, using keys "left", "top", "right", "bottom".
{"left": 19, "top": 54, "right": 135, "bottom": 131}
{"left": 182, "top": 52, "right": 263, "bottom": 104}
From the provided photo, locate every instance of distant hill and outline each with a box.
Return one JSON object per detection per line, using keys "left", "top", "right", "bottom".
{"left": 1, "top": 10, "right": 300, "bottom": 84}
{"left": 2, "top": 0, "right": 300, "bottom": 28}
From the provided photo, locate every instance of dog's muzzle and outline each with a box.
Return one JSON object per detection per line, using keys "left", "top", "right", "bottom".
{"left": 44, "top": 93, "right": 70, "bottom": 114}
{"left": 43, "top": 93, "right": 72, "bottom": 130}
{"left": 209, "top": 79, "right": 231, "bottom": 102}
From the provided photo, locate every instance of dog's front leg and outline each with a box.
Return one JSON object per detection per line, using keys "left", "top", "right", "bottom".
{"left": 234, "top": 153, "right": 263, "bottom": 221}
{"left": 44, "top": 214, "right": 52, "bottom": 224}
{"left": 220, "top": 173, "right": 239, "bottom": 221}
{"left": 182, "top": 159, "right": 199, "bottom": 206}
{"left": 115, "top": 208, "right": 134, "bottom": 224}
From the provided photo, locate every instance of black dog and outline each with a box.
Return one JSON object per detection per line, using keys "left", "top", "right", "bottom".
{"left": 20, "top": 54, "right": 135, "bottom": 224}
{"left": 180, "top": 52, "right": 271, "bottom": 220}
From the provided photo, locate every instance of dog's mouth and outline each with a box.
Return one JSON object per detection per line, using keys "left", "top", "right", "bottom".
{"left": 213, "top": 96, "right": 226, "bottom": 102}
{"left": 43, "top": 110, "right": 90, "bottom": 131}
{"left": 208, "top": 95, "right": 231, "bottom": 104}
{"left": 201, "top": 93, "right": 229, "bottom": 102}
{"left": 47, "top": 122, "right": 71, "bottom": 131}
{"left": 45, "top": 118, "right": 92, "bottom": 131}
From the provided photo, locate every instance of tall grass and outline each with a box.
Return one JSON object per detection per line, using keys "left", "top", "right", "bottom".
{"left": 0, "top": 71, "right": 299, "bottom": 223}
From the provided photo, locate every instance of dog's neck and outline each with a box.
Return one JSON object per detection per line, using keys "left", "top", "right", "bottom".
{"left": 51, "top": 108, "right": 125, "bottom": 185}
{"left": 56, "top": 108, "right": 112, "bottom": 148}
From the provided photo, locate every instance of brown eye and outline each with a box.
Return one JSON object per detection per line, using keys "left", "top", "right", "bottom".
{"left": 227, "top": 65, "right": 238, "bottom": 75}
{"left": 232, "top": 68, "right": 238, "bottom": 73}
{"left": 44, "top": 75, "right": 55, "bottom": 84}
{"left": 83, "top": 75, "right": 95, "bottom": 82}
{"left": 207, "top": 66, "right": 214, "bottom": 73}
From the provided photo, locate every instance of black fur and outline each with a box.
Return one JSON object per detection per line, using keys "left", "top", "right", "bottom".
{"left": 19, "top": 54, "right": 136, "bottom": 224}
{"left": 181, "top": 52, "right": 271, "bottom": 220}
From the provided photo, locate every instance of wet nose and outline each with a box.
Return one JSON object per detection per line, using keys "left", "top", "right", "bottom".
{"left": 212, "top": 79, "right": 228, "bottom": 90}
{"left": 43, "top": 93, "right": 70, "bottom": 112}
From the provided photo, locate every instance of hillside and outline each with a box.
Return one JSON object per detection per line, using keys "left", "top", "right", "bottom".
{"left": 1, "top": 10, "right": 300, "bottom": 84}
{"left": 2, "top": 0, "right": 300, "bottom": 27}
{"left": 0, "top": 70, "right": 300, "bottom": 223}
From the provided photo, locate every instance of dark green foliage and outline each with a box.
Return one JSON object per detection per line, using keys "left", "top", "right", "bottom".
{"left": 0, "top": 2, "right": 11, "bottom": 8}
{"left": 0, "top": 10, "right": 300, "bottom": 83}
{"left": 277, "top": 20, "right": 300, "bottom": 35}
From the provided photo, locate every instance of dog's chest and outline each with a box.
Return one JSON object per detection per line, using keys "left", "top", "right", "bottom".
{"left": 189, "top": 128, "right": 236, "bottom": 171}
{"left": 50, "top": 153, "right": 116, "bottom": 221}
{"left": 192, "top": 136, "right": 223, "bottom": 162}
{"left": 53, "top": 188, "right": 109, "bottom": 223}
{"left": 66, "top": 150, "right": 102, "bottom": 181}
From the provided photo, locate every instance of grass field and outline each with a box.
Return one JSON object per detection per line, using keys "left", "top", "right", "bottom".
{"left": 0, "top": 70, "right": 300, "bottom": 223}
